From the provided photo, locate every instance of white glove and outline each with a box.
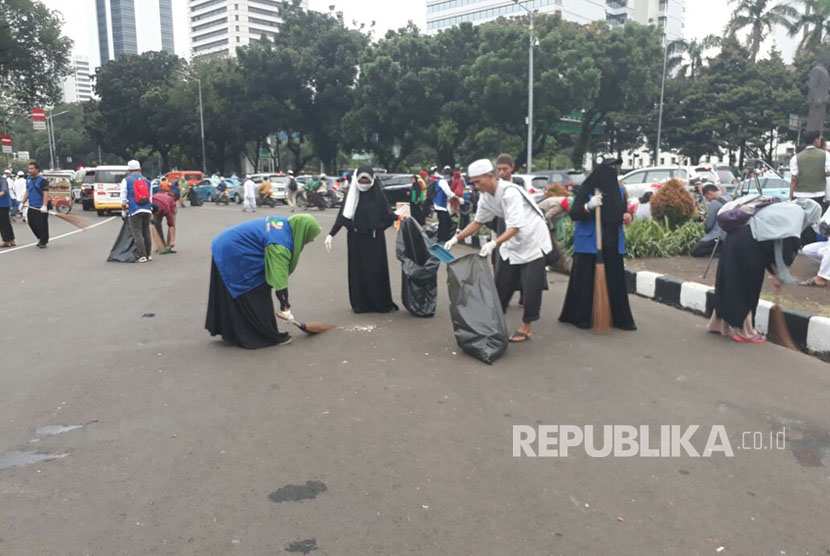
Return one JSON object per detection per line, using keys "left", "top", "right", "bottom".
{"left": 324, "top": 234, "right": 333, "bottom": 253}
{"left": 479, "top": 240, "right": 497, "bottom": 258}
{"left": 457, "top": 196, "right": 465, "bottom": 205}
{"left": 586, "top": 193, "right": 603, "bottom": 211}
{"left": 277, "top": 310, "right": 295, "bottom": 322}
{"left": 40, "top": 205, "right": 48, "bottom": 214}
{"left": 444, "top": 236, "right": 458, "bottom": 251}
{"left": 394, "top": 205, "right": 409, "bottom": 216}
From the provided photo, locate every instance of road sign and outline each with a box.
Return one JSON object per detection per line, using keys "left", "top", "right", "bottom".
{"left": 16, "top": 150, "right": 30, "bottom": 160}
{"left": 259, "top": 148, "right": 270, "bottom": 160}
{"left": 788, "top": 114, "right": 800, "bottom": 131}
{"left": 1, "top": 135, "right": 11, "bottom": 154}
{"left": 32, "top": 108, "right": 47, "bottom": 131}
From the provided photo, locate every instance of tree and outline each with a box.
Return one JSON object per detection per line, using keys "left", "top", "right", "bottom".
{"left": 89, "top": 51, "right": 191, "bottom": 171}
{"left": 788, "top": 0, "right": 830, "bottom": 57}
{"left": 0, "top": 0, "right": 72, "bottom": 116}
{"left": 726, "top": 0, "right": 799, "bottom": 62}
{"left": 667, "top": 35, "right": 722, "bottom": 78}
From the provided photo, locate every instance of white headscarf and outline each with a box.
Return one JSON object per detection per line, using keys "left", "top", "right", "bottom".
{"left": 342, "top": 168, "right": 375, "bottom": 220}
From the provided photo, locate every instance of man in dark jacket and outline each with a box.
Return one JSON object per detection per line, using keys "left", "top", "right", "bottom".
{"left": 691, "top": 184, "right": 732, "bottom": 257}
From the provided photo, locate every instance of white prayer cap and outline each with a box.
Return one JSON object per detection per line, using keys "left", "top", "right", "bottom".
{"left": 127, "top": 159, "right": 141, "bottom": 171}
{"left": 468, "top": 159, "right": 494, "bottom": 178}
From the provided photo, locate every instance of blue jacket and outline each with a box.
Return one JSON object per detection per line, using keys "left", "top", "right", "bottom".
{"left": 124, "top": 174, "right": 153, "bottom": 215}
{"left": 433, "top": 179, "right": 449, "bottom": 209}
{"left": 26, "top": 175, "right": 48, "bottom": 208}
{"left": 573, "top": 187, "right": 626, "bottom": 255}
{"left": 0, "top": 177, "right": 10, "bottom": 208}
{"left": 211, "top": 217, "right": 294, "bottom": 298}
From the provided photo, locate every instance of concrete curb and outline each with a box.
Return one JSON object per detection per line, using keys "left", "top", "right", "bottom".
{"left": 624, "top": 269, "right": 829, "bottom": 362}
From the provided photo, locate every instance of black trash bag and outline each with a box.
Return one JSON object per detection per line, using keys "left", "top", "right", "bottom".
{"left": 446, "top": 254, "right": 509, "bottom": 364}
{"left": 188, "top": 189, "right": 202, "bottom": 206}
{"left": 107, "top": 219, "right": 139, "bottom": 263}
{"left": 396, "top": 218, "right": 440, "bottom": 317}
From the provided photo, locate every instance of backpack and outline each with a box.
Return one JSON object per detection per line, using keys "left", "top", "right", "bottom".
{"left": 288, "top": 177, "right": 298, "bottom": 192}
{"left": 132, "top": 177, "right": 151, "bottom": 206}
{"left": 716, "top": 194, "right": 779, "bottom": 233}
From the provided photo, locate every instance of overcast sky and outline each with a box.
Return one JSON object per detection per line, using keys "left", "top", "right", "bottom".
{"left": 41, "top": 0, "right": 797, "bottom": 69}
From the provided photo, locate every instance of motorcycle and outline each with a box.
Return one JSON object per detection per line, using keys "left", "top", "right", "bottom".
{"left": 257, "top": 192, "right": 276, "bottom": 208}
{"left": 298, "top": 188, "right": 327, "bottom": 211}
{"left": 214, "top": 189, "right": 231, "bottom": 205}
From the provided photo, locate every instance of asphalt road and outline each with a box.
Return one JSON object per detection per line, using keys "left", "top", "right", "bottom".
{"left": 1, "top": 205, "right": 829, "bottom": 556}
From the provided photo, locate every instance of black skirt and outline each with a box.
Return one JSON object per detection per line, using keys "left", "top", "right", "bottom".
{"left": 347, "top": 229, "right": 399, "bottom": 314}
{"left": 205, "top": 260, "right": 289, "bottom": 349}
{"left": 559, "top": 223, "right": 636, "bottom": 330}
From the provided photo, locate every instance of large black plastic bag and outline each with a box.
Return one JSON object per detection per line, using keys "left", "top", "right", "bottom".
{"left": 447, "top": 254, "right": 509, "bottom": 364}
{"left": 107, "top": 219, "right": 139, "bottom": 263}
{"left": 396, "top": 218, "right": 440, "bottom": 317}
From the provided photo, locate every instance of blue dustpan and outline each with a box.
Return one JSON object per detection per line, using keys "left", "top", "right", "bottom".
{"left": 429, "top": 243, "right": 456, "bottom": 264}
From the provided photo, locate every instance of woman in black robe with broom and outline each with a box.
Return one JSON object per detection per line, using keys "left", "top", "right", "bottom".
{"left": 559, "top": 157, "right": 636, "bottom": 330}
{"left": 324, "top": 166, "right": 399, "bottom": 314}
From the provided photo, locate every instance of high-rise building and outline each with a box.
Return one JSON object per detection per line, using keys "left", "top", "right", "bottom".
{"left": 61, "top": 57, "right": 95, "bottom": 103}
{"left": 189, "top": 0, "right": 309, "bottom": 62}
{"left": 160, "top": 0, "right": 176, "bottom": 55}
{"left": 96, "top": 0, "right": 176, "bottom": 63}
{"left": 426, "top": 0, "right": 686, "bottom": 41}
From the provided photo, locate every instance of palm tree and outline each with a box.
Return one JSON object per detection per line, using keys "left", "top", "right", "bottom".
{"left": 726, "top": 0, "right": 800, "bottom": 62}
{"left": 667, "top": 35, "right": 723, "bottom": 77}
{"left": 788, "top": 0, "right": 830, "bottom": 57}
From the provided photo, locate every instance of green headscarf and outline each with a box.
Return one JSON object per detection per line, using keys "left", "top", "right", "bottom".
{"left": 288, "top": 214, "right": 322, "bottom": 274}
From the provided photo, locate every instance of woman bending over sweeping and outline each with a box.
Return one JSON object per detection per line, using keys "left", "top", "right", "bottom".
{"left": 206, "top": 214, "right": 322, "bottom": 349}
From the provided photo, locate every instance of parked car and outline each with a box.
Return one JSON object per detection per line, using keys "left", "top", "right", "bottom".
{"left": 76, "top": 168, "right": 96, "bottom": 211}
{"left": 715, "top": 165, "right": 737, "bottom": 187}
{"left": 513, "top": 174, "right": 551, "bottom": 202}
{"left": 90, "top": 165, "right": 129, "bottom": 216}
{"left": 378, "top": 173, "right": 414, "bottom": 206}
{"left": 191, "top": 177, "right": 229, "bottom": 202}
{"left": 619, "top": 165, "right": 722, "bottom": 199}
{"left": 732, "top": 176, "right": 791, "bottom": 201}
{"left": 531, "top": 169, "right": 585, "bottom": 191}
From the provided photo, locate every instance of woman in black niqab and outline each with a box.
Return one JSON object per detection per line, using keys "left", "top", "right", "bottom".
{"left": 559, "top": 158, "right": 636, "bottom": 330}
{"left": 327, "top": 166, "right": 399, "bottom": 314}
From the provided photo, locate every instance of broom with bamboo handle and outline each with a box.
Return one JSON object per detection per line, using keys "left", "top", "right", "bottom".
{"left": 591, "top": 190, "right": 612, "bottom": 333}
{"left": 22, "top": 205, "right": 92, "bottom": 229}
{"left": 768, "top": 283, "right": 798, "bottom": 350}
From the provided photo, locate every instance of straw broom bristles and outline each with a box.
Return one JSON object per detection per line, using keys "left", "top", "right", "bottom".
{"left": 591, "top": 191, "right": 612, "bottom": 333}
{"left": 767, "top": 286, "right": 798, "bottom": 351}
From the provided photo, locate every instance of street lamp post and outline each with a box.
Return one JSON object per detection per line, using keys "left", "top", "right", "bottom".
{"left": 513, "top": 0, "right": 534, "bottom": 173}
{"left": 180, "top": 70, "right": 207, "bottom": 174}
{"left": 655, "top": 32, "right": 669, "bottom": 166}
{"left": 46, "top": 110, "right": 69, "bottom": 169}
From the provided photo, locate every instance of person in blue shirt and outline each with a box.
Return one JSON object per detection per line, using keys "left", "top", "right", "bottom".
{"left": 206, "top": 214, "right": 322, "bottom": 349}
{"left": 19, "top": 161, "right": 50, "bottom": 248}
{"left": 559, "top": 157, "right": 636, "bottom": 331}
{"left": 0, "top": 171, "right": 15, "bottom": 247}
{"left": 119, "top": 159, "right": 153, "bottom": 263}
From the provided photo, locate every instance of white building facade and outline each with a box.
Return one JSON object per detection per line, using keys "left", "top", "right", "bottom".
{"left": 426, "top": 0, "right": 685, "bottom": 41}
{"left": 62, "top": 57, "right": 95, "bottom": 103}
{"left": 189, "top": 0, "right": 308, "bottom": 62}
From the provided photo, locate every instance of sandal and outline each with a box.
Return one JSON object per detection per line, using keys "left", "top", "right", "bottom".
{"left": 733, "top": 335, "right": 767, "bottom": 344}
{"left": 798, "top": 277, "right": 828, "bottom": 287}
{"left": 509, "top": 331, "right": 532, "bottom": 343}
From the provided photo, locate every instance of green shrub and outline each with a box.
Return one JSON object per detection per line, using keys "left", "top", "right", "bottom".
{"left": 650, "top": 178, "right": 697, "bottom": 228}
{"left": 558, "top": 217, "right": 703, "bottom": 259}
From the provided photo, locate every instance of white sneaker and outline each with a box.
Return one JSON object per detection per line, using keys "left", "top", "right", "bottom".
{"left": 148, "top": 256, "right": 153, "bottom": 261}
{"left": 138, "top": 257, "right": 148, "bottom": 263}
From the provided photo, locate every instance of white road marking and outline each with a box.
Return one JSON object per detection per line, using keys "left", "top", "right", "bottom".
{"left": 0, "top": 216, "right": 116, "bottom": 255}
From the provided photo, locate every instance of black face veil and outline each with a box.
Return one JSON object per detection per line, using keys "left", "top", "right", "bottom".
{"left": 575, "top": 161, "right": 626, "bottom": 224}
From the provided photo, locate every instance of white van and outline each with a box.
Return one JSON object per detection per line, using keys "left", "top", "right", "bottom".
{"left": 92, "top": 165, "right": 129, "bottom": 215}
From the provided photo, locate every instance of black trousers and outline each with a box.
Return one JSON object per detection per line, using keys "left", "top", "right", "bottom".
{"left": 129, "top": 213, "right": 152, "bottom": 259}
{"left": 690, "top": 238, "right": 721, "bottom": 258}
{"left": 27, "top": 208, "right": 49, "bottom": 245}
{"left": 0, "top": 207, "right": 14, "bottom": 242}
{"left": 436, "top": 210, "right": 454, "bottom": 242}
{"left": 495, "top": 256, "right": 547, "bottom": 324}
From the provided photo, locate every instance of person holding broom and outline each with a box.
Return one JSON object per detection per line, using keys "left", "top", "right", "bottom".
{"left": 559, "top": 157, "right": 636, "bottom": 331}
{"left": 445, "top": 159, "right": 552, "bottom": 343}
{"left": 19, "top": 162, "right": 50, "bottom": 248}
{"left": 206, "top": 214, "right": 322, "bottom": 349}
{"left": 151, "top": 191, "right": 178, "bottom": 254}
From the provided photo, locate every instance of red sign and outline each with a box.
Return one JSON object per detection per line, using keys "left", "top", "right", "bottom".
{"left": 0, "top": 135, "right": 10, "bottom": 146}
{"left": 32, "top": 108, "right": 46, "bottom": 130}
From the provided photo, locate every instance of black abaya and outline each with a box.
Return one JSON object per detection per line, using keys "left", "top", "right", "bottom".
{"left": 712, "top": 226, "right": 799, "bottom": 329}
{"left": 559, "top": 223, "right": 636, "bottom": 330}
{"left": 346, "top": 230, "right": 398, "bottom": 313}
{"left": 205, "top": 260, "right": 290, "bottom": 349}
